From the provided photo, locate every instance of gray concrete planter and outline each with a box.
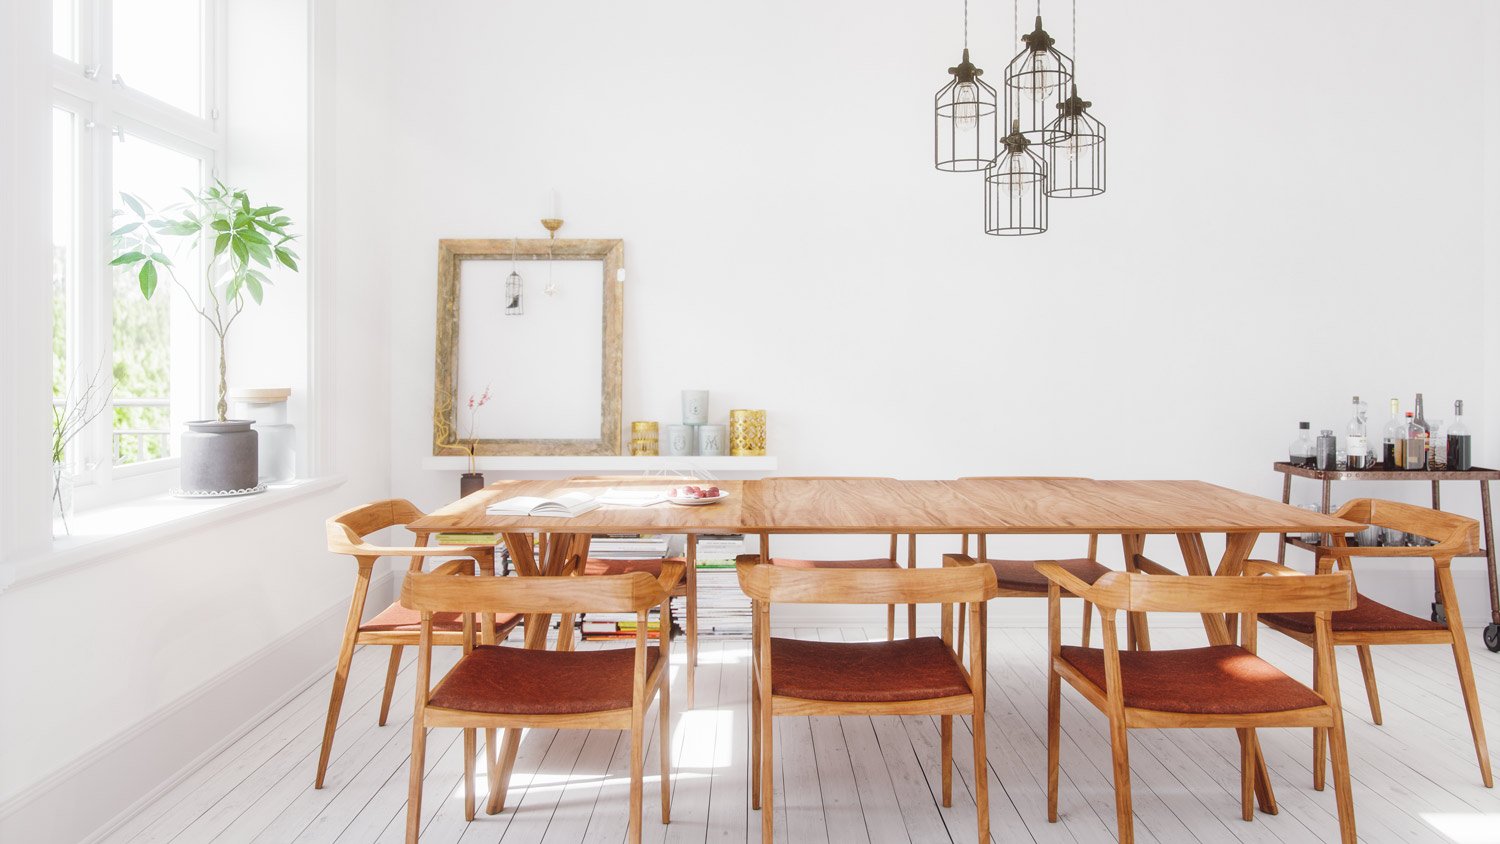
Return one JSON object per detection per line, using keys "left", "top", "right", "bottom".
{"left": 179, "top": 420, "right": 262, "bottom": 496}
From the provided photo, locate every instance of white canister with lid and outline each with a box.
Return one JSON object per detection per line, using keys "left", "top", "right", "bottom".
{"left": 230, "top": 388, "right": 296, "bottom": 483}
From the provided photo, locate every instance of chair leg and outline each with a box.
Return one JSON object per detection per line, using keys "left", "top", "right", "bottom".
{"left": 973, "top": 700, "right": 990, "bottom": 843}
{"left": 886, "top": 604, "right": 895, "bottom": 641}
{"left": 751, "top": 666, "right": 762, "bottom": 810}
{"left": 1047, "top": 661, "right": 1061, "bottom": 822}
{"left": 1327, "top": 710, "right": 1358, "bottom": 843}
{"left": 379, "top": 645, "right": 403, "bottom": 727}
{"left": 940, "top": 714, "right": 953, "bottom": 807}
{"left": 405, "top": 721, "right": 428, "bottom": 843}
{"left": 463, "top": 728, "right": 476, "bottom": 821}
{"left": 1356, "top": 645, "right": 1383, "bottom": 725}
{"left": 660, "top": 676, "right": 672, "bottom": 823}
{"left": 486, "top": 727, "right": 522, "bottom": 814}
{"left": 1312, "top": 646, "right": 1326, "bottom": 792}
{"left": 316, "top": 630, "right": 360, "bottom": 789}
{"left": 1108, "top": 715, "right": 1134, "bottom": 844}
{"left": 1449, "top": 627, "right": 1495, "bottom": 787}
{"left": 955, "top": 605, "right": 967, "bottom": 663}
{"left": 760, "top": 683, "right": 774, "bottom": 844}
{"left": 1080, "top": 601, "right": 1093, "bottom": 648}
{"left": 907, "top": 603, "right": 917, "bottom": 640}
{"left": 629, "top": 710, "right": 645, "bottom": 844}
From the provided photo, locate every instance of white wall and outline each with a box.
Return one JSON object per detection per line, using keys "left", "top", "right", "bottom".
{"left": 0, "top": 2, "right": 398, "bottom": 840}
{"left": 360, "top": 0, "right": 1500, "bottom": 620}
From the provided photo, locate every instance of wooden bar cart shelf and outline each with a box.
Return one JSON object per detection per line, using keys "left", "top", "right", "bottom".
{"left": 1274, "top": 461, "right": 1500, "bottom": 652}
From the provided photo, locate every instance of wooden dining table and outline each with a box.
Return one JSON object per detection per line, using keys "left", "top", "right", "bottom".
{"left": 411, "top": 475, "right": 1360, "bottom": 816}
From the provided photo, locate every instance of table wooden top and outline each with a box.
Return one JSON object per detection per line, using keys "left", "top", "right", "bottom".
{"left": 410, "top": 476, "right": 1362, "bottom": 536}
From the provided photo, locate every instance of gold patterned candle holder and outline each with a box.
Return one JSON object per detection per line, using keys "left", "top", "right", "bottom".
{"left": 630, "top": 421, "right": 660, "bottom": 456}
{"left": 729, "top": 409, "right": 766, "bottom": 456}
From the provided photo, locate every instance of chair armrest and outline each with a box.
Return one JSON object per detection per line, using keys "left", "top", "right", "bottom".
{"left": 657, "top": 560, "right": 686, "bottom": 593}
{"left": 428, "top": 558, "right": 477, "bottom": 576}
{"left": 1242, "top": 560, "right": 1303, "bottom": 577}
{"left": 1035, "top": 561, "right": 1100, "bottom": 601}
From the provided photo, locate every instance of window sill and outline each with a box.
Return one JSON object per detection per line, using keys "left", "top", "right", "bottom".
{"left": 1, "top": 475, "right": 347, "bottom": 593}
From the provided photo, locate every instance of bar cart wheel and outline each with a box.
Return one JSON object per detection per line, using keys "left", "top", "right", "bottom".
{"left": 1485, "top": 624, "right": 1500, "bottom": 653}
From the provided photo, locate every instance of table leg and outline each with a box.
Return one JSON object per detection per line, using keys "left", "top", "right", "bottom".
{"left": 1277, "top": 473, "right": 1292, "bottom": 565}
{"left": 1120, "top": 533, "right": 1150, "bottom": 651}
{"left": 1217, "top": 531, "right": 1277, "bottom": 815}
{"left": 502, "top": 532, "right": 553, "bottom": 650}
{"left": 1177, "top": 534, "right": 1231, "bottom": 644}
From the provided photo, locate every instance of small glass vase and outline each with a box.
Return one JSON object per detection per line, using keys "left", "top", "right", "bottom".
{"left": 52, "top": 463, "right": 75, "bottom": 536}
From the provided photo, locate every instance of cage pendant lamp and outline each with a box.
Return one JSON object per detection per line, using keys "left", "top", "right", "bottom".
{"left": 1044, "top": 84, "right": 1105, "bottom": 197}
{"left": 934, "top": 1, "right": 998, "bottom": 172}
{"left": 1004, "top": 14, "right": 1073, "bottom": 146}
{"left": 985, "top": 120, "right": 1048, "bottom": 236}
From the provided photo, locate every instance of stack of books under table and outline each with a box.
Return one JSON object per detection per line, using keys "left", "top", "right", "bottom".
{"left": 694, "top": 534, "right": 752, "bottom": 638}
{"left": 582, "top": 534, "right": 677, "bottom": 641}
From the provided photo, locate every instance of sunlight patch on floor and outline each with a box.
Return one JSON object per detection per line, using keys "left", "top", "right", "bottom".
{"left": 1420, "top": 813, "right": 1500, "bottom": 843}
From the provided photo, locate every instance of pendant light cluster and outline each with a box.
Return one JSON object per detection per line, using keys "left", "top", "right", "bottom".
{"left": 933, "top": 0, "right": 1106, "bottom": 236}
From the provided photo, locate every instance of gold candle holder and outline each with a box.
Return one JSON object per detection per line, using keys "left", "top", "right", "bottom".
{"left": 728, "top": 409, "right": 766, "bottom": 456}
{"left": 630, "top": 421, "right": 660, "bottom": 456}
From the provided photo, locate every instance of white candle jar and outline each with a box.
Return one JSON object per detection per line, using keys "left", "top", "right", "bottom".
{"left": 230, "top": 388, "right": 296, "bottom": 483}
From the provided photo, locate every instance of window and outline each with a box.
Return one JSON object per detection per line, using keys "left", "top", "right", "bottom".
{"left": 52, "top": 0, "right": 222, "bottom": 502}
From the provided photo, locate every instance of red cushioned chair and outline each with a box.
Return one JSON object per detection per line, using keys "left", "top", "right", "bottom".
{"left": 400, "top": 560, "right": 681, "bottom": 844}
{"left": 738, "top": 553, "right": 996, "bottom": 844}
{"left": 951, "top": 477, "right": 1115, "bottom": 658}
{"left": 761, "top": 476, "right": 919, "bottom": 641}
{"left": 1259, "top": 498, "right": 1493, "bottom": 788}
{"left": 318, "top": 500, "right": 520, "bottom": 789}
{"left": 1039, "top": 561, "right": 1358, "bottom": 844}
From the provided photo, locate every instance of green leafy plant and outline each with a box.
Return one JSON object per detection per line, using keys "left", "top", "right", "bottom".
{"left": 110, "top": 182, "right": 300, "bottom": 421}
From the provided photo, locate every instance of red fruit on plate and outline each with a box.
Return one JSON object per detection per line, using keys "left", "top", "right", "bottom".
{"left": 707, "top": 486, "right": 720, "bottom": 496}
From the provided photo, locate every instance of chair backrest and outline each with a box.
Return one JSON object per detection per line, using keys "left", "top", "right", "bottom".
{"left": 1334, "top": 498, "right": 1480, "bottom": 555}
{"left": 1040, "top": 565, "right": 1354, "bottom": 615}
{"left": 402, "top": 567, "right": 676, "bottom": 615}
{"left": 738, "top": 556, "right": 995, "bottom": 605}
{"left": 326, "top": 499, "right": 425, "bottom": 555}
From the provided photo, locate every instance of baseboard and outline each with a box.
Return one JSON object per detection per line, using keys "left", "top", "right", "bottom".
{"left": 0, "top": 571, "right": 395, "bottom": 844}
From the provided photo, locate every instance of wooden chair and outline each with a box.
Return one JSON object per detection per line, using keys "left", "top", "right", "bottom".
{"left": 1258, "top": 498, "right": 1493, "bottom": 787}
{"left": 400, "top": 560, "right": 681, "bottom": 843}
{"left": 763, "top": 476, "right": 918, "bottom": 640}
{"left": 738, "top": 553, "right": 996, "bottom": 844}
{"left": 954, "top": 476, "right": 1113, "bottom": 656}
{"left": 318, "top": 499, "right": 521, "bottom": 788}
{"left": 1040, "top": 561, "right": 1358, "bottom": 844}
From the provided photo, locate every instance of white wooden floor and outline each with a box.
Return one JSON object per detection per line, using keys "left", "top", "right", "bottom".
{"left": 102, "top": 624, "right": 1500, "bottom": 843}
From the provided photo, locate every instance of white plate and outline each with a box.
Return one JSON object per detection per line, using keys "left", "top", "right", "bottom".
{"left": 667, "top": 491, "right": 730, "bottom": 506}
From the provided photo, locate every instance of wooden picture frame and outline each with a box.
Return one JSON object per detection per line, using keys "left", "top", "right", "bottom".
{"left": 432, "top": 238, "right": 623, "bottom": 456}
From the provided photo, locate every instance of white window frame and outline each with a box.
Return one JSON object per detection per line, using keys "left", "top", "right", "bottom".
{"left": 51, "top": 0, "right": 227, "bottom": 507}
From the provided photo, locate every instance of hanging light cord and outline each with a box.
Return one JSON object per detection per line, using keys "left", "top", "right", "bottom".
{"left": 1013, "top": 0, "right": 1018, "bottom": 49}
{"left": 1072, "top": 0, "right": 1078, "bottom": 69}
{"left": 963, "top": 0, "right": 968, "bottom": 49}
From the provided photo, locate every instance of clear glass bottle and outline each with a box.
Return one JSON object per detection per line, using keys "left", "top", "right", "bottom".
{"left": 1290, "top": 421, "right": 1315, "bottom": 468}
{"left": 1402, "top": 411, "right": 1427, "bottom": 470}
{"left": 1345, "top": 395, "right": 1370, "bottom": 470}
{"left": 1413, "top": 392, "right": 1431, "bottom": 447}
{"left": 1382, "top": 398, "right": 1403, "bottom": 469}
{"left": 1428, "top": 419, "right": 1447, "bottom": 470}
{"left": 1449, "top": 400, "right": 1473, "bottom": 471}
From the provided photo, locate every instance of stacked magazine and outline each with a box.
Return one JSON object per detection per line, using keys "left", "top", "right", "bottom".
{"left": 694, "top": 534, "right": 751, "bottom": 638}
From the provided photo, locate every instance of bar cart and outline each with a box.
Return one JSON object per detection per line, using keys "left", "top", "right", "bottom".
{"left": 1274, "top": 461, "right": 1500, "bottom": 652}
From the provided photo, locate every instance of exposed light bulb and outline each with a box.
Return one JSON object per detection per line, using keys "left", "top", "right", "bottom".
{"left": 953, "top": 81, "right": 980, "bottom": 130}
{"left": 1019, "top": 52, "right": 1061, "bottom": 100}
{"left": 991, "top": 157, "right": 1040, "bottom": 196}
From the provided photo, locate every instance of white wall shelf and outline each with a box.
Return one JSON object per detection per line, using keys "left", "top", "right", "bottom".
{"left": 421, "top": 455, "right": 778, "bottom": 473}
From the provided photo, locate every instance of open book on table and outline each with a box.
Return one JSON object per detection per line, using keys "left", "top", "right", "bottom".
{"left": 485, "top": 492, "right": 599, "bottom": 518}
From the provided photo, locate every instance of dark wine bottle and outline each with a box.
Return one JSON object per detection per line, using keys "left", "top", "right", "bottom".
{"left": 1449, "top": 399, "right": 1473, "bottom": 471}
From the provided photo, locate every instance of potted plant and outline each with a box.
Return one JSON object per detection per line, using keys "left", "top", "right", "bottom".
{"left": 111, "top": 183, "right": 299, "bottom": 495}
{"left": 459, "top": 385, "right": 491, "bottom": 497}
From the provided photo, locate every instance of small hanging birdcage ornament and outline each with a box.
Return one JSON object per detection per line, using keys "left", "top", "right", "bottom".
{"left": 984, "top": 120, "right": 1048, "bottom": 236}
{"left": 1045, "top": 84, "right": 1105, "bottom": 198}
{"left": 1004, "top": 15, "right": 1073, "bottom": 147}
{"left": 504, "top": 267, "right": 523, "bottom": 315}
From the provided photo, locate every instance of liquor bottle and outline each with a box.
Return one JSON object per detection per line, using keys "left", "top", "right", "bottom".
{"left": 1316, "top": 429, "right": 1338, "bottom": 470}
{"left": 1382, "top": 398, "right": 1403, "bottom": 469}
{"left": 1413, "top": 393, "right": 1431, "bottom": 440}
{"left": 1449, "top": 400, "right": 1473, "bottom": 471}
{"left": 1402, "top": 411, "right": 1427, "bottom": 470}
{"left": 1345, "top": 395, "right": 1370, "bottom": 469}
{"left": 1289, "top": 422, "right": 1315, "bottom": 468}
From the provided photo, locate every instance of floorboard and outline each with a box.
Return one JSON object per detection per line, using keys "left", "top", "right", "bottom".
{"left": 101, "top": 625, "right": 1500, "bottom": 843}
